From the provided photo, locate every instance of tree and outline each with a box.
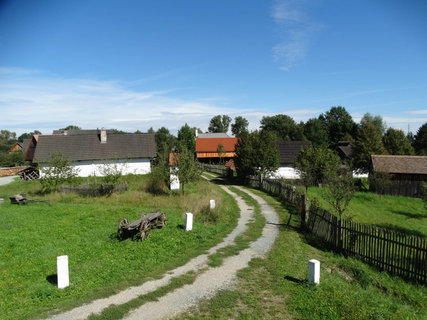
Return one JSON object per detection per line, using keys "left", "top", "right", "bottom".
{"left": 319, "top": 106, "right": 357, "bottom": 145}
{"left": 382, "top": 128, "right": 414, "bottom": 155}
{"left": 172, "top": 143, "right": 200, "bottom": 194}
{"left": 39, "top": 152, "right": 79, "bottom": 193}
{"left": 231, "top": 116, "right": 249, "bottom": 137}
{"left": 352, "top": 123, "right": 387, "bottom": 173}
{"left": 360, "top": 113, "right": 386, "bottom": 136}
{"left": 147, "top": 127, "right": 155, "bottom": 133}
{"left": 18, "top": 130, "right": 42, "bottom": 142}
{"left": 293, "top": 145, "right": 340, "bottom": 193}
{"left": 155, "top": 127, "right": 176, "bottom": 155}
{"left": 0, "top": 130, "right": 17, "bottom": 153}
{"left": 322, "top": 171, "right": 355, "bottom": 220}
{"left": 217, "top": 144, "right": 226, "bottom": 164}
{"left": 303, "top": 118, "right": 328, "bottom": 147}
{"left": 260, "top": 114, "right": 304, "bottom": 141}
{"left": 177, "top": 123, "right": 196, "bottom": 153}
{"left": 413, "top": 122, "right": 427, "bottom": 155}
{"left": 234, "top": 130, "right": 279, "bottom": 181}
{"left": 208, "top": 115, "right": 232, "bottom": 133}
{"left": 61, "top": 125, "right": 81, "bottom": 130}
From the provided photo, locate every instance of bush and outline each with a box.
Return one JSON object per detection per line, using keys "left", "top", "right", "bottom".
{"left": 39, "top": 152, "right": 79, "bottom": 193}
{"left": 146, "top": 166, "right": 169, "bottom": 195}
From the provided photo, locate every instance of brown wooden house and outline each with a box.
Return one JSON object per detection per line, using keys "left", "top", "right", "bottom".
{"left": 370, "top": 155, "right": 427, "bottom": 198}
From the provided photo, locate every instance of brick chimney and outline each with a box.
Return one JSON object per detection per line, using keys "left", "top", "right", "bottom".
{"left": 100, "top": 128, "right": 107, "bottom": 144}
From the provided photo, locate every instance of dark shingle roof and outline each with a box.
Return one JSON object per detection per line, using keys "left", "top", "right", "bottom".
{"left": 371, "top": 155, "right": 427, "bottom": 174}
{"left": 33, "top": 133, "right": 156, "bottom": 162}
{"left": 336, "top": 141, "right": 354, "bottom": 158}
{"left": 276, "top": 141, "right": 311, "bottom": 164}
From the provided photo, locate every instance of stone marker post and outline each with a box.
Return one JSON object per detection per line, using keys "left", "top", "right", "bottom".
{"left": 57, "top": 255, "right": 69, "bottom": 289}
{"left": 210, "top": 199, "right": 215, "bottom": 209}
{"left": 185, "top": 212, "right": 193, "bottom": 231}
{"left": 308, "top": 259, "right": 320, "bottom": 285}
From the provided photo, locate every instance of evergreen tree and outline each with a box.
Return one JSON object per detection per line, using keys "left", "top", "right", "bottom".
{"left": 413, "top": 122, "right": 427, "bottom": 155}
{"left": 177, "top": 123, "right": 196, "bottom": 153}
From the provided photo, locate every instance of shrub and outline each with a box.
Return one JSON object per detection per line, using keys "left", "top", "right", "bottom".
{"left": 146, "top": 166, "right": 169, "bottom": 195}
{"left": 39, "top": 152, "right": 79, "bottom": 193}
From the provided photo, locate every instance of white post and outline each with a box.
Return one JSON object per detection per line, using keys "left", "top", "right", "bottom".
{"left": 308, "top": 259, "right": 320, "bottom": 285}
{"left": 210, "top": 199, "right": 215, "bottom": 209}
{"left": 185, "top": 212, "right": 193, "bottom": 231}
{"left": 170, "top": 167, "right": 180, "bottom": 190}
{"left": 57, "top": 255, "right": 69, "bottom": 289}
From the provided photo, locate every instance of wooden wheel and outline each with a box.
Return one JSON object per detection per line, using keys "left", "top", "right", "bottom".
{"left": 139, "top": 221, "right": 151, "bottom": 241}
{"left": 117, "top": 218, "right": 129, "bottom": 240}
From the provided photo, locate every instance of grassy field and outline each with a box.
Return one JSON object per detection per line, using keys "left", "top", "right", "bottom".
{"left": 178, "top": 188, "right": 427, "bottom": 320}
{"left": 0, "top": 175, "right": 239, "bottom": 320}
{"left": 306, "top": 187, "right": 427, "bottom": 237}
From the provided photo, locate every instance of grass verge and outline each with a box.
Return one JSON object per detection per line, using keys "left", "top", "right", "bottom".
{"left": 178, "top": 187, "right": 427, "bottom": 320}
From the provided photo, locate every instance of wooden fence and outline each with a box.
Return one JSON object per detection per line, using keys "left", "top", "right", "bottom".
{"left": 198, "top": 163, "right": 232, "bottom": 176}
{"left": 307, "top": 206, "right": 427, "bottom": 283}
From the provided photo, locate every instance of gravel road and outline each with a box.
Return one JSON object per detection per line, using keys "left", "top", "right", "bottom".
{"left": 45, "top": 183, "right": 279, "bottom": 320}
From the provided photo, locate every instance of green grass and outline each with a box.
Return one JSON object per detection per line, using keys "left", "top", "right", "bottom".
{"left": 178, "top": 188, "right": 427, "bottom": 320}
{"left": 0, "top": 175, "right": 239, "bottom": 320}
{"left": 307, "top": 187, "right": 427, "bottom": 237}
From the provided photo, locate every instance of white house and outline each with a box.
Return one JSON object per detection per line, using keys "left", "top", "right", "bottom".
{"left": 26, "top": 129, "right": 156, "bottom": 177}
{"left": 271, "top": 141, "right": 311, "bottom": 179}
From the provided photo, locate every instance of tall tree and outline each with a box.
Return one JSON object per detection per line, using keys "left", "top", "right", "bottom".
{"left": 352, "top": 123, "right": 387, "bottom": 173}
{"left": 231, "top": 116, "right": 249, "bottom": 137}
{"left": 413, "top": 122, "right": 427, "bottom": 155}
{"left": 382, "top": 128, "right": 414, "bottom": 155}
{"left": 155, "top": 127, "right": 176, "bottom": 155}
{"left": 234, "top": 130, "right": 279, "bottom": 181}
{"left": 360, "top": 113, "right": 387, "bottom": 136}
{"left": 260, "top": 114, "right": 304, "bottom": 141}
{"left": 319, "top": 106, "right": 357, "bottom": 145}
{"left": 173, "top": 143, "right": 200, "bottom": 194}
{"left": 208, "top": 115, "right": 232, "bottom": 133}
{"left": 177, "top": 123, "right": 196, "bottom": 153}
{"left": 303, "top": 118, "right": 328, "bottom": 147}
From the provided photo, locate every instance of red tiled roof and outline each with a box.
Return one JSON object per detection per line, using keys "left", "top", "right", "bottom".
{"left": 196, "top": 137, "right": 238, "bottom": 153}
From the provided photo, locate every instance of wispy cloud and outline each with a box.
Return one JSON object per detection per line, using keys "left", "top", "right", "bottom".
{"left": 406, "top": 109, "right": 427, "bottom": 115}
{"left": 271, "top": 0, "right": 321, "bottom": 71}
{"left": 0, "top": 68, "right": 330, "bottom": 135}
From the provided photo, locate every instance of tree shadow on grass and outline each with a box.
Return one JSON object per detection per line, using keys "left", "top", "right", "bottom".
{"left": 391, "top": 210, "right": 426, "bottom": 220}
{"left": 373, "top": 223, "right": 425, "bottom": 238}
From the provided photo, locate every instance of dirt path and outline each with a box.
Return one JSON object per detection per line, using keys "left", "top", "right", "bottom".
{"left": 46, "top": 183, "right": 279, "bottom": 320}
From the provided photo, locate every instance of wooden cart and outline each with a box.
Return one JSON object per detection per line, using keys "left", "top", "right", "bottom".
{"left": 117, "top": 211, "right": 166, "bottom": 241}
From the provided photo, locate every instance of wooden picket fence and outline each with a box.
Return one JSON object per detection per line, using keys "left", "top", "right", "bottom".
{"left": 307, "top": 205, "right": 427, "bottom": 283}
{"left": 200, "top": 166, "right": 427, "bottom": 283}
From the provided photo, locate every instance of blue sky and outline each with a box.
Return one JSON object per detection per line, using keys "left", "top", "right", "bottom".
{"left": 1, "top": 0, "right": 426, "bottom": 136}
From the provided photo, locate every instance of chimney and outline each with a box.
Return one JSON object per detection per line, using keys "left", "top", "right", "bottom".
{"left": 100, "top": 128, "right": 107, "bottom": 144}
{"left": 195, "top": 129, "right": 198, "bottom": 138}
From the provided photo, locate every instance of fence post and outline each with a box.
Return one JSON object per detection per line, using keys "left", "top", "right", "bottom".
{"left": 300, "top": 194, "right": 308, "bottom": 229}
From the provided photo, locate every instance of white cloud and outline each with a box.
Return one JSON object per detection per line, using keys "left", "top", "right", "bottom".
{"left": 271, "top": 0, "right": 320, "bottom": 70}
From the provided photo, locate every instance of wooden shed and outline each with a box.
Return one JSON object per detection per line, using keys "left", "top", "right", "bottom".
{"left": 370, "top": 155, "right": 427, "bottom": 198}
